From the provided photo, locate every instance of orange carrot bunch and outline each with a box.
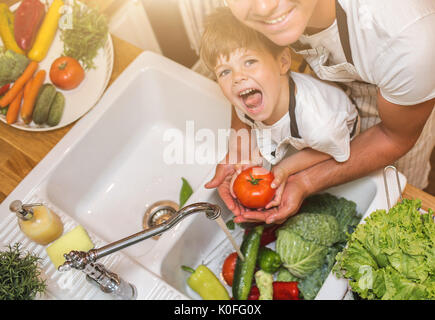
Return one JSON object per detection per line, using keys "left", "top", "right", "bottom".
{"left": 1, "top": 61, "right": 47, "bottom": 125}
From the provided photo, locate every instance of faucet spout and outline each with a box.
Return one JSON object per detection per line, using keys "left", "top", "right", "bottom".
{"left": 59, "top": 202, "right": 221, "bottom": 271}
{"left": 175, "top": 202, "right": 221, "bottom": 221}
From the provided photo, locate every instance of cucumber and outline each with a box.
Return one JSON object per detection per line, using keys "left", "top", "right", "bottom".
{"left": 47, "top": 91, "right": 65, "bottom": 127}
{"left": 232, "top": 225, "right": 264, "bottom": 300}
{"left": 32, "top": 84, "right": 56, "bottom": 125}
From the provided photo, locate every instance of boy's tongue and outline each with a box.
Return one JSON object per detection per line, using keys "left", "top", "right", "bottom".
{"left": 243, "top": 91, "right": 262, "bottom": 108}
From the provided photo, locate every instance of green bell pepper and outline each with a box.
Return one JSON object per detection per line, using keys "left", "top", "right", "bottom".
{"left": 257, "top": 247, "right": 282, "bottom": 273}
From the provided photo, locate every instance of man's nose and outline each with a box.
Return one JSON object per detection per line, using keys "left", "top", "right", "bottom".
{"left": 252, "top": 0, "right": 280, "bottom": 17}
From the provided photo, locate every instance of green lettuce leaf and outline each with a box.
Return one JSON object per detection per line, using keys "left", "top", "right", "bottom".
{"left": 333, "top": 199, "right": 435, "bottom": 300}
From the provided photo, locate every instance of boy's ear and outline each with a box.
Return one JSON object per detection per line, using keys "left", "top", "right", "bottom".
{"left": 278, "top": 47, "right": 292, "bottom": 75}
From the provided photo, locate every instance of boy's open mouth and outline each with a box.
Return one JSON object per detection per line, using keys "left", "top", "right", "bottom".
{"left": 239, "top": 88, "right": 264, "bottom": 114}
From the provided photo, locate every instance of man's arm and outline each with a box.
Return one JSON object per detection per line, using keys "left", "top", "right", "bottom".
{"left": 242, "top": 93, "right": 435, "bottom": 224}
{"left": 301, "top": 94, "right": 435, "bottom": 194}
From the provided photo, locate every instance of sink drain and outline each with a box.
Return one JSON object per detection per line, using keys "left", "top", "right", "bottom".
{"left": 143, "top": 200, "right": 179, "bottom": 239}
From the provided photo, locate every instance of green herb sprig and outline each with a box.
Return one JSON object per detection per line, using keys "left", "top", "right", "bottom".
{"left": 0, "top": 243, "right": 47, "bottom": 300}
{"left": 60, "top": 0, "right": 109, "bottom": 70}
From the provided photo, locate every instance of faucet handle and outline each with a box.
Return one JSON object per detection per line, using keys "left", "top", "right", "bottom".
{"left": 59, "top": 249, "right": 98, "bottom": 271}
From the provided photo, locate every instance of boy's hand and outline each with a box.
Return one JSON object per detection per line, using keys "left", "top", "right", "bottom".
{"left": 264, "top": 165, "right": 287, "bottom": 209}
{"left": 204, "top": 162, "right": 239, "bottom": 214}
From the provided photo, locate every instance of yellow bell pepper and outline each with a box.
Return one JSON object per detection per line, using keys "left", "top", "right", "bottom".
{"left": 0, "top": 4, "right": 25, "bottom": 55}
{"left": 28, "top": 0, "right": 64, "bottom": 62}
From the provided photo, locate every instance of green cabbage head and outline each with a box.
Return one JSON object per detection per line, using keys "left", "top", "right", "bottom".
{"left": 276, "top": 213, "right": 341, "bottom": 278}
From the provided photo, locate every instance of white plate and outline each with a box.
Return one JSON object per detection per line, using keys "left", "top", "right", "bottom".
{"left": 0, "top": 1, "right": 114, "bottom": 131}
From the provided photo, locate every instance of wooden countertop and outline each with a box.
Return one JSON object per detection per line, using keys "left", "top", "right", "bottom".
{"left": 1, "top": 0, "right": 434, "bottom": 212}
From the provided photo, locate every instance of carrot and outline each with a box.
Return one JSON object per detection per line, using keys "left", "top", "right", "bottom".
{"left": 20, "top": 69, "right": 46, "bottom": 124}
{"left": 6, "top": 88, "right": 24, "bottom": 124}
{"left": 24, "top": 77, "right": 33, "bottom": 97}
{"left": 0, "top": 61, "right": 38, "bottom": 108}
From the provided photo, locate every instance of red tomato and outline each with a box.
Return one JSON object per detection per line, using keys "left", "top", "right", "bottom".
{"left": 49, "top": 56, "right": 85, "bottom": 90}
{"left": 222, "top": 252, "right": 238, "bottom": 286}
{"left": 244, "top": 223, "right": 280, "bottom": 246}
{"left": 233, "top": 166, "right": 276, "bottom": 209}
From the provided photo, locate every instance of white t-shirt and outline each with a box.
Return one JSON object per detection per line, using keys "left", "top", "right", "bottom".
{"left": 235, "top": 72, "right": 359, "bottom": 165}
{"left": 297, "top": 0, "right": 435, "bottom": 106}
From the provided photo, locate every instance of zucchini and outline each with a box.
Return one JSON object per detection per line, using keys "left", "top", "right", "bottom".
{"left": 47, "top": 91, "right": 65, "bottom": 127}
{"left": 32, "top": 83, "right": 56, "bottom": 125}
{"left": 232, "top": 225, "right": 264, "bottom": 300}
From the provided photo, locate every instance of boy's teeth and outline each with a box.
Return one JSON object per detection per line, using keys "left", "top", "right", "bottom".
{"left": 240, "top": 88, "right": 255, "bottom": 96}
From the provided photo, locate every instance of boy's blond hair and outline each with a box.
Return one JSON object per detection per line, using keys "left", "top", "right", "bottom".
{"left": 200, "top": 7, "right": 287, "bottom": 72}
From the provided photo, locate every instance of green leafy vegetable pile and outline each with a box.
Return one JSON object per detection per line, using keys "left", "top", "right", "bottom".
{"left": 333, "top": 199, "right": 435, "bottom": 300}
{"left": 0, "top": 48, "right": 30, "bottom": 87}
{"left": 276, "top": 193, "right": 361, "bottom": 299}
{"left": 0, "top": 243, "right": 47, "bottom": 300}
{"left": 60, "top": 0, "right": 109, "bottom": 70}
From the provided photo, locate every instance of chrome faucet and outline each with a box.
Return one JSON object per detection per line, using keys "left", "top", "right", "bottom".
{"left": 58, "top": 202, "right": 221, "bottom": 299}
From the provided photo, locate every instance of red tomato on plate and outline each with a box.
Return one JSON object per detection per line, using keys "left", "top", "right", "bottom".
{"left": 233, "top": 166, "right": 275, "bottom": 209}
{"left": 50, "top": 56, "right": 85, "bottom": 90}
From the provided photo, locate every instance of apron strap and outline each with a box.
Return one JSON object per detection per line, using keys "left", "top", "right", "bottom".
{"left": 288, "top": 76, "right": 301, "bottom": 139}
{"left": 243, "top": 75, "right": 301, "bottom": 159}
{"left": 335, "top": 0, "right": 354, "bottom": 65}
{"left": 243, "top": 76, "right": 300, "bottom": 139}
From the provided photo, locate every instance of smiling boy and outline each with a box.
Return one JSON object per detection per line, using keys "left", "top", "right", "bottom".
{"left": 201, "top": 7, "right": 359, "bottom": 213}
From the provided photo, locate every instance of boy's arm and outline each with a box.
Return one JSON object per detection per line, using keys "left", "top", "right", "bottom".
{"left": 270, "top": 148, "right": 331, "bottom": 189}
{"left": 262, "top": 148, "right": 331, "bottom": 211}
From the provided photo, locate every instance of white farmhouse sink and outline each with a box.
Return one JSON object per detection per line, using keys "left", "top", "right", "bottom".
{"left": 0, "top": 51, "right": 406, "bottom": 300}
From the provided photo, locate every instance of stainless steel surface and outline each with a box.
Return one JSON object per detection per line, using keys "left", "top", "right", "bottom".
{"left": 84, "top": 263, "right": 137, "bottom": 300}
{"left": 383, "top": 165, "right": 403, "bottom": 210}
{"left": 92, "top": 202, "right": 221, "bottom": 262}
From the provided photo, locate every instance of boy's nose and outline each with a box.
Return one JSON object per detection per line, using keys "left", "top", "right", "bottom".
{"left": 232, "top": 72, "right": 248, "bottom": 84}
{"left": 252, "top": 0, "right": 280, "bottom": 17}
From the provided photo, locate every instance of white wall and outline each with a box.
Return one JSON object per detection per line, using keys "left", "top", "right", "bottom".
{"left": 108, "top": 0, "right": 162, "bottom": 54}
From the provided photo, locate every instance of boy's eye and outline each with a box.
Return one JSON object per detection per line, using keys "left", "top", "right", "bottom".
{"left": 218, "top": 69, "right": 231, "bottom": 78}
{"left": 245, "top": 59, "right": 257, "bottom": 67}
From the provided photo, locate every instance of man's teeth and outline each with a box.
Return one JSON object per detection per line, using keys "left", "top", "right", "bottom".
{"left": 240, "top": 88, "right": 256, "bottom": 96}
{"left": 264, "top": 12, "right": 288, "bottom": 25}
